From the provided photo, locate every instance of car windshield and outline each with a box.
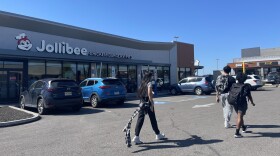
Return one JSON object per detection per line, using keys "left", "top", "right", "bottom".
{"left": 102, "top": 79, "right": 122, "bottom": 85}
{"left": 205, "top": 77, "right": 212, "bottom": 82}
{"left": 51, "top": 80, "right": 78, "bottom": 88}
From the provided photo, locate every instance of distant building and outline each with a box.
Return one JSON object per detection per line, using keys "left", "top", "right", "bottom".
{"left": 228, "top": 47, "right": 280, "bottom": 78}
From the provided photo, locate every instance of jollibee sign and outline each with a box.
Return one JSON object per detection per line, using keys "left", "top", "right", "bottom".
{"left": 15, "top": 33, "right": 132, "bottom": 59}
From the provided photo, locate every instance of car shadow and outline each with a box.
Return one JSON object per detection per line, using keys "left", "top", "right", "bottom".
{"left": 132, "top": 135, "right": 223, "bottom": 153}
{"left": 103, "top": 102, "right": 139, "bottom": 109}
{"left": 44, "top": 107, "right": 105, "bottom": 116}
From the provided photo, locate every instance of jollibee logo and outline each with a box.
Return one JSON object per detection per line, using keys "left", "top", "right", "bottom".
{"left": 15, "top": 33, "right": 32, "bottom": 51}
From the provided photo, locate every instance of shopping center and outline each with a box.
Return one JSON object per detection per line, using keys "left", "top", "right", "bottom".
{"left": 0, "top": 11, "right": 195, "bottom": 102}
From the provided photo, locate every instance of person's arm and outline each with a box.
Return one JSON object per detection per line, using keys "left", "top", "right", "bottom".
{"left": 247, "top": 94, "right": 255, "bottom": 106}
{"left": 148, "top": 85, "right": 154, "bottom": 112}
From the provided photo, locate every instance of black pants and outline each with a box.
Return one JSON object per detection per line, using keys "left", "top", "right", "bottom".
{"left": 135, "top": 104, "right": 160, "bottom": 136}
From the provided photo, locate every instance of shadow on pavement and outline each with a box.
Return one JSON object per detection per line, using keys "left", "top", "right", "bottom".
{"left": 132, "top": 135, "right": 223, "bottom": 153}
{"left": 248, "top": 124, "right": 280, "bottom": 128}
{"left": 247, "top": 132, "right": 280, "bottom": 138}
{"left": 26, "top": 107, "right": 105, "bottom": 116}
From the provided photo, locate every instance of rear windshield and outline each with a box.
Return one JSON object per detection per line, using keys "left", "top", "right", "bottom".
{"left": 102, "top": 79, "right": 123, "bottom": 85}
{"left": 51, "top": 80, "right": 78, "bottom": 88}
{"left": 205, "top": 77, "right": 212, "bottom": 82}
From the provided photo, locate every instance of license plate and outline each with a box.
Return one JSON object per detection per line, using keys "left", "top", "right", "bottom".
{"left": 114, "top": 91, "right": 119, "bottom": 95}
{"left": 65, "top": 92, "right": 72, "bottom": 96}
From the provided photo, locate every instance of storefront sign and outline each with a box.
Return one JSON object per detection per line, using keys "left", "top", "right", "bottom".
{"left": 15, "top": 33, "right": 132, "bottom": 59}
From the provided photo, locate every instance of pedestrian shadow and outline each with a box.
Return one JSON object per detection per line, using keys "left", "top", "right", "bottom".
{"left": 248, "top": 124, "right": 280, "bottom": 128}
{"left": 132, "top": 135, "right": 223, "bottom": 153}
{"left": 246, "top": 132, "right": 280, "bottom": 138}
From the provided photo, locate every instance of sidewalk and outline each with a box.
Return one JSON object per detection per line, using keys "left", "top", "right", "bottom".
{"left": 0, "top": 106, "right": 40, "bottom": 128}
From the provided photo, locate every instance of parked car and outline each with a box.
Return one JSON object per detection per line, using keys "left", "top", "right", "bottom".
{"left": 263, "top": 72, "right": 280, "bottom": 85}
{"left": 169, "top": 76, "right": 215, "bottom": 95}
{"left": 79, "top": 78, "right": 127, "bottom": 108}
{"left": 19, "top": 78, "right": 83, "bottom": 115}
{"left": 232, "top": 74, "right": 263, "bottom": 91}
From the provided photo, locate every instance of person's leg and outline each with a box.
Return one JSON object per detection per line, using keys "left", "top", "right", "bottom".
{"left": 235, "top": 111, "right": 244, "bottom": 138}
{"left": 147, "top": 108, "right": 160, "bottom": 135}
{"left": 135, "top": 109, "right": 145, "bottom": 136}
{"left": 222, "top": 94, "right": 232, "bottom": 127}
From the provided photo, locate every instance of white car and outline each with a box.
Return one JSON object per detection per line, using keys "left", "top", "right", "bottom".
{"left": 232, "top": 74, "right": 263, "bottom": 91}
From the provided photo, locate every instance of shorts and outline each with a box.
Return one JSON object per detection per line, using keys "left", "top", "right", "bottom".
{"left": 233, "top": 103, "right": 248, "bottom": 115}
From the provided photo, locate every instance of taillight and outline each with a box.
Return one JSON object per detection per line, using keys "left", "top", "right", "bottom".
{"left": 204, "top": 81, "right": 209, "bottom": 85}
{"left": 99, "top": 86, "right": 111, "bottom": 89}
{"left": 253, "top": 80, "right": 257, "bottom": 82}
{"left": 47, "top": 88, "right": 56, "bottom": 92}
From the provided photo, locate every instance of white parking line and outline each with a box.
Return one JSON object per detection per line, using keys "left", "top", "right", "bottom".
{"left": 192, "top": 103, "right": 216, "bottom": 108}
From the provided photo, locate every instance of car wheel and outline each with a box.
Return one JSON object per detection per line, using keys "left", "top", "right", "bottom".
{"left": 37, "top": 99, "right": 47, "bottom": 115}
{"left": 194, "top": 87, "right": 203, "bottom": 95}
{"left": 20, "top": 96, "right": 25, "bottom": 109}
{"left": 170, "top": 88, "right": 178, "bottom": 95}
{"left": 91, "top": 95, "right": 100, "bottom": 108}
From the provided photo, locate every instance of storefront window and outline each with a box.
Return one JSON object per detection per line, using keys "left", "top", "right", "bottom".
{"left": 118, "top": 65, "right": 128, "bottom": 86}
{"left": 4, "top": 61, "right": 23, "bottom": 69}
{"left": 91, "top": 63, "right": 97, "bottom": 77}
{"left": 127, "top": 65, "right": 137, "bottom": 93}
{"left": 77, "top": 63, "right": 90, "bottom": 82}
{"left": 63, "top": 62, "right": 76, "bottom": 80}
{"left": 46, "top": 61, "right": 62, "bottom": 78}
{"left": 142, "top": 66, "right": 149, "bottom": 77}
{"left": 163, "top": 66, "right": 170, "bottom": 87}
{"left": 28, "top": 60, "right": 45, "bottom": 86}
{"left": 0, "top": 61, "right": 3, "bottom": 68}
{"left": 108, "top": 64, "right": 118, "bottom": 78}
{"left": 101, "top": 63, "right": 108, "bottom": 77}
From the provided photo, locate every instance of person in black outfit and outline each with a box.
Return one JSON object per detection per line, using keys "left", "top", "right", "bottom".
{"left": 132, "top": 72, "right": 165, "bottom": 144}
{"left": 234, "top": 73, "right": 255, "bottom": 138}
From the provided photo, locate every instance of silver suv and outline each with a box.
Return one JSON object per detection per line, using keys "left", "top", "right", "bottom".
{"left": 169, "top": 76, "right": 215, "bottom": 95}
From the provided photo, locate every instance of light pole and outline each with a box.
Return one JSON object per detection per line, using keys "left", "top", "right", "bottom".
{"left": 174, "top": 36, "right": 179, "bottom": 41}
{"left": 216, "top": 59, "right": 219, "bottom": 70}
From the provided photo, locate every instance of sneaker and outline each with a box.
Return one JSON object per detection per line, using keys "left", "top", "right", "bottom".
{"left": 242, "top": 126, "right": 248, "bottom": 133}
{"left": 156, "top": 133, "right": 165, "bottom": 140}
{"left": 132, "top": 136, "right": 143, "bottom": 144}
{"left": 234, "top": 133, "right": 243, "bottom": 138}
{"left": 225, "top": 122, "right": 232, "bottom": 128}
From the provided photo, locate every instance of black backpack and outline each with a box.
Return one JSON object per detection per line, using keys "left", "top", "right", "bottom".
{"left": 227, "top": 83, "right": 245, "bottom": 105}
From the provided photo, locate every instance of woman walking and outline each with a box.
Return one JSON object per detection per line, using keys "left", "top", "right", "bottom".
{"left": 132, "top": 72, "right": 165, "bottom": 144}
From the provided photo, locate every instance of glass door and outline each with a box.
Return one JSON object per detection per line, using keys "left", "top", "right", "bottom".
{"left": 0, "top": 70, "right": 22, "bottom": 102}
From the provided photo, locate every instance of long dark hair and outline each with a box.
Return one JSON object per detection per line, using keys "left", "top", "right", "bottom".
{"left": 137, "top": 72, "right": 153, "bottom": 98}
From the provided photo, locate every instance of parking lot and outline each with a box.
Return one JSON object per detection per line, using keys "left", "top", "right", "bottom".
{"left": 1, "top": 86, "right": 279, "bottom": 156}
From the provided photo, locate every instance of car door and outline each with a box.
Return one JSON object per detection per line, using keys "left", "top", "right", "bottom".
{"left": 31, "top": 81, "right": 45, "bottom": 107}
{"left": 178, "top": 78, "right": 188, "bottom": 92}
{"left": 185, "top": 77, "right": 197, "bottom": 92}
{"left": 24, "top": 82, "right": 36, "bottom": 106}
{"left": 80, "top": 80, "right": 95, "bottom": 102}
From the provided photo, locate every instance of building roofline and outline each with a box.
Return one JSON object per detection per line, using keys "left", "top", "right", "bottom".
{"left": 0, "top": 11, "right": 175, "bottom": 50}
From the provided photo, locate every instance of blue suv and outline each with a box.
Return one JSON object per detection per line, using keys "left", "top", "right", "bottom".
{"left": 79, "top": 78, "right": 127, "bottom": 108}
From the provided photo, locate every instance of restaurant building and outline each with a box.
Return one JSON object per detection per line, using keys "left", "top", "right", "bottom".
{"left": 228, "top": 47, "right": 280, "bottom": 78}
{"left": 0, "top": 11, "right": 194, "bottom": 102}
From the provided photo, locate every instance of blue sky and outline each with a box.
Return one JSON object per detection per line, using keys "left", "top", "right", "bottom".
{"left": 1, "top": 0, "right": 280, "bottom": 75}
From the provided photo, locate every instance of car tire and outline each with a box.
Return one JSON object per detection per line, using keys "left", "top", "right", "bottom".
{"left": 20, "top": 96, "right": 25, "bottom": 109}
{"left": 194, "top": 87, "right": 203, "bottom": 95}
{"left": 37, "top": 98, "right": 47, "bottom": 115}
{"left": 170, "top": 88, "right": 178, "bottom": 95}
{"left": 91, "top": 95, "right": 100, "bottom": 108}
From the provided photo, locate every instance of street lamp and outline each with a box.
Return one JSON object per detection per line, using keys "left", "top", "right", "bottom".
{"left": 174, "top": 36, "right": 179, "bottom": 41}
{"left": 216, "top": 59, "right": 219, "bottom": 70}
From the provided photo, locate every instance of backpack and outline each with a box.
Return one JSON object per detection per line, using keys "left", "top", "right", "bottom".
{"left": 227, "top": 83, "right": 245, "bottom": 105}
{"left": 215, "top": 75, "right": 229, "bottom": 93}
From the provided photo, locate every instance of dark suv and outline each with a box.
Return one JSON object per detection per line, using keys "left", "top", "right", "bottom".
{"left": 169, "top": 76, "right": 215, "bottom": 95}
{"left": 19, "top": 79, "right": 83, "bottom": 115}
{"left": 263, "top": 72, "right": 280, "bottom": 86}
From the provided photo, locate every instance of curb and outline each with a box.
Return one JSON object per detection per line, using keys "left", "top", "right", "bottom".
{"left": 0, "top": 106, "right": 40, "bottom": 128}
